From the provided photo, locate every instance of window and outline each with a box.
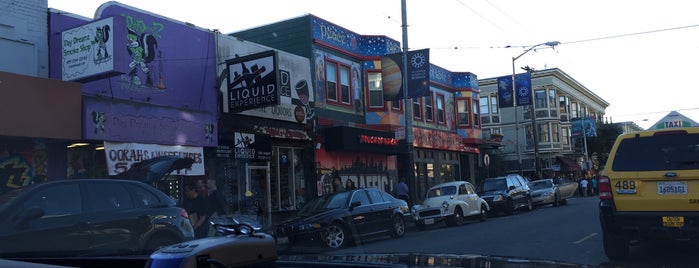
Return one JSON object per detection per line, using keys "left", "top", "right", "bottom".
{"left": 350, "top": 190, "right": 371, "bottom": 206}
{"left": 472, "top": 99, "right": 480, "bottom": 127}
{"left": 367, "top": 72, "right": 384, "bottom": 108}
{"left": 535, "top": 89, "right": 547, "bottom": 108}
{"left": 425, "top": 94, "right": 434, "bottom": 122}
{"left": 548, "top": 89, "right": 557, "bottom": 110}
{"left": 368, "top": 189, "right": 386, "bottom": 203}
{"left": 480, "top": 96, "right": 489, "bottom": 114}
{"left": 559, "top": 96, "right": 569, "bottom": 114}
{"left": 570, "top": 102, "right": 580, "bottom": 118}
{"left": 86, "top": 183, "right": 134, "bottom": 212}
{"left": 325, "top": 61, "right": 352, "bottom": 106}
{"left": 413, "top": 98, "right": 422, "bottom": 120}
{"left": 390, "top": 100, "right": 402, "bottom": 111}
{"left": 130, "top": 185, "right": 161, "bottom": 208}
{"left": 456, "top": 98, "right": 470, "bottom": 126}
{"left": 552, "top": 123, "right": 560, "bottom": 142}
{"left": 436, "top": 94, "right": 445, "bottom": 124}
{"left": 562, "top": 127, "right": 570, "bottom": 145}
{"left": 490, "top": 96, "right": 498, "bottom": 114}
{"left": 22, "top": 184, "right": 81, "bottom": 217}
{"left": 539, "top": 122, "right": 550, "bottom": 142}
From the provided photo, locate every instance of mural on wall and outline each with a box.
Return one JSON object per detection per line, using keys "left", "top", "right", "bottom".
{"left": 312, "top": 51, "right": 364, "bottom": 115}
{"left": 124, "top": 23, "right": 162, "bottom": 89}
{"left": 315, "top": 148, "right": 397, "bottom": 196}
{"left": 0, "top": 141, "right": 42, "bottom": 194}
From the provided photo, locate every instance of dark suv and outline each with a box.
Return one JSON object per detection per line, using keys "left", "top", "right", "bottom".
{"left": 599, "top": 127, "right": 699, "bottom": 260}
{"left": 477, "top": 174, "right": 533, "bottom": 215}
{"left": 0, "top": 156, "right": 196, "bottom": 257}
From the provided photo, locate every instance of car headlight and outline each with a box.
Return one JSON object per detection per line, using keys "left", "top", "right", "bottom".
{"left": 298, "top": 223, "right": 321, "bottom": 231}
{"left": 543, "top": 191, "right": 553, "bottom": 196}
{"left": 492, "top": 195, "right": 504, "bottom": 202}
{"left": 442, "top": 201, "right": 449, "bottom": 209}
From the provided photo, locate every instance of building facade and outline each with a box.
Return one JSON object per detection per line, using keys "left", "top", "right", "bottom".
{"left": 479, "top": 68, "right": 609, "bottom": 180}
{"left": 231, "top": 15, "right": 483, "bottom": 203}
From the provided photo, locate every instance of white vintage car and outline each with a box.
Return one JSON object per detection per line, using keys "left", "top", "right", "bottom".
{"left": 411, "top": 181, "right": 489, "bottom": 230}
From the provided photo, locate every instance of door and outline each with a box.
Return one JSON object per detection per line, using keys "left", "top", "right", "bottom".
{"left": 347, "top": 190, "right": 375, "bottom": 236}
{"left": 246, "top": 163, "right": 271, "bottom": 227}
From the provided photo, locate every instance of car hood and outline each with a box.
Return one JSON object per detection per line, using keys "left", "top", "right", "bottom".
{"left": 111, "top": 156, "right": 195, "bottom": 183}
{"left": 277, "top": 253, "right": 591, "bottom": 267}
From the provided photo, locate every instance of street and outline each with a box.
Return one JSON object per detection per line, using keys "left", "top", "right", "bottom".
{"left": 280, "top": 196, "right": 699, "bottom": 267}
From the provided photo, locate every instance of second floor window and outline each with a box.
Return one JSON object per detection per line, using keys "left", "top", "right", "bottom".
{"left": 325, "top": 61, "right": 351, "bottom": 105}
{"left": 425, "top": 94, "right": 434, "bottom": 122}
{"left": 413, "top": 98, "right": 422, "bottom": 120}
{"left": 367, "top": 72, "right": 383, "bottom": 108}
{"left": 436, "top": 94, "right": 445, "bottom": 124}
{"left": 456, "top": 98, "right": 470, "bottom": 126}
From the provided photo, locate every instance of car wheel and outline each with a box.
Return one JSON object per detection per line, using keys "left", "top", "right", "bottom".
{"left": 446, "top": 207, "right": 464, "bottom": 226}
{"left": 390, "top": 215, "right": 406, "bottom": 238}
{"left": 145, "top": 234, "right": 179, "bottom": 251}
{"left": 603, "top": 232, "right": 629, "bottom": 261}
{"left": 478, "top": 204, "right": 488, "bottom": 222}
{"left": 324, "top": 223, "right": 349, "bottom": 248}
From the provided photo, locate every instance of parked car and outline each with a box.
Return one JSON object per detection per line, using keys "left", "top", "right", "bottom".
{"left": 553, "top": 177, "right": 579, "bottom": 205}
{"left": 476, "top": 174, "right": 533, "bottom": 215}
{"left": 273, "top": 188, "right": 409, "bottom": 248}
{"left": 0, "top": 179, "right": 195, "bottom": 257}
{"left": 528, "top": 179, "right": 561, "bottom": 207}
{"left": 599, "top": 127, "right": 699, "bottom": 260}
{"left": 0, "top": 156, "right": 197, "bottom": 258}
{"left": 411, "top": 181, "right": 489, "bottom": 230}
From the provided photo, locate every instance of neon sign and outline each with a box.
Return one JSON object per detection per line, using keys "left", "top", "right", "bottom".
{"left": 358, "top": 135, "right": 398, "bottom": 146}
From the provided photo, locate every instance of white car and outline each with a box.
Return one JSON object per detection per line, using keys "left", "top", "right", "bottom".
{"left": 411, "top": 181, "right": 490, "bottom": 230}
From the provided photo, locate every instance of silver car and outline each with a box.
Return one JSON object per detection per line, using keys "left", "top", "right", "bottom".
{"left": 411, "top": 181, "right": 489, "bottom": 230}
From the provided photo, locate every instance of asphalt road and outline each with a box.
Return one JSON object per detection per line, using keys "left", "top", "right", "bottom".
{"left": 280, "top": 196, "right": 699, "bottom": 267}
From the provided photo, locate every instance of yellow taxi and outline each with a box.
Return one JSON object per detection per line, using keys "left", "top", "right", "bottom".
{"left": 598, "top": 127, "right": 699, "bottom": 260}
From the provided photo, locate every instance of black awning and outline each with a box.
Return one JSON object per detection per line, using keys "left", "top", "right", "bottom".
{"left": 556, "top": 156, "right": 581, "bottom": 172}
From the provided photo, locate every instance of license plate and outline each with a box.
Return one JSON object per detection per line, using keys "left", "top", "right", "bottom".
{"left": 657, "top": 181, "right": 688, "bottom": 195}
{"left": 276, "top": 236, "right": 289, "bottom": 244}
{"left": 424, "top": 218, "right": 435, "bottom": 225}
{"left": 662, "top": 216, "right": 685, "bottom": 227}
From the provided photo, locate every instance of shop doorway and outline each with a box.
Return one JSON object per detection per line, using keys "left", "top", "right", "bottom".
{"left": 245, "top": 163, "right": 271, "bottom": 227}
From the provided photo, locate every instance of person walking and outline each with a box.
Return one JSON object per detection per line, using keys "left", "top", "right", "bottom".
{"left": 396, "top": 179, "right": 410, "bottom": 207}
{"left": 591, "top": 176, "right": 598, "bottom": 196}
{"left": 183, "top": 183, "right": 210, "bottom": 238}
{"left": 345, "top": 178, "right": 356, "bottom": 190}
{"left": 580, "top": 177, "right": 589, "bottom": 197}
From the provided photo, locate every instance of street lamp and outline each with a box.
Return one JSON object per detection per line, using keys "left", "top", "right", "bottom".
{"left": 511, "top": 41, "right": 560, "bottom": 175}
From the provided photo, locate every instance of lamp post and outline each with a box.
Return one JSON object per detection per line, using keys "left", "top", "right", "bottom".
{"left": 511, "top": 41, "right": 560, "bottom": 176}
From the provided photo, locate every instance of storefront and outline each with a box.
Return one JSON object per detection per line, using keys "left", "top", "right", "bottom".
{"left": 215, "top": 36, "right": 316, "bottom": 227}
{"left": 0, "top": 71, "right": 82, "bottom": 193}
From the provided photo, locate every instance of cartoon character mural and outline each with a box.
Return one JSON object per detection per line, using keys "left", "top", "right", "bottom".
{"left": 125, "top": 28, "right": 159, "bottom": 87}
{"left": 92, "top": 25, "right": 111, "bottom": 63}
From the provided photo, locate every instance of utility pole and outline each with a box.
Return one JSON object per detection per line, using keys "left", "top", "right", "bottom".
{"left": 400, "top": 0, "right": 416, "bottom": 203}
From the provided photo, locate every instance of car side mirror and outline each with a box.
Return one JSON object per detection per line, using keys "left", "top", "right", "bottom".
{"left": 349, "top": 201, "right": 361, "bottom": 211}
{"left": 508, "top": 186, "right": 516, "bottom": 191}
{"left": 15, "top": 207, "right": 45, "bottom": 229}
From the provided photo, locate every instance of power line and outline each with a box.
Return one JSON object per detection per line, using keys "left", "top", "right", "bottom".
{"left": 562, "top": 24, "right": 699, "bottom": 45}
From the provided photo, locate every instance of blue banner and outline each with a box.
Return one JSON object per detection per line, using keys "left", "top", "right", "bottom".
{"left": 381, "top": 49, "right": 430, "bottom": 101}
{"left": 497, "top": 76, "right": 514, "bottom": 108}
{"left": 571, "top": 117, "right": 597, "bottom": 137}
{"left": 515, "top": 72, "right": 531, "bottom": 106}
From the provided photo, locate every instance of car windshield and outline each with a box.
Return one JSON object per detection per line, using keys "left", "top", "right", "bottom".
{"left": 298, "top": 191, "right": 350, "bottom": 215}
{"left": 528, "top": 180, "right": 553, "bottom": 190}
{"left": 426, "top": 186, "right": 457, "bottom": 198}
{"left": 612, "top": 133, "right": 699, "bottom": 171}
{"left": 6, "top": 1, "right": 697, "bottom": 267}
{"left": 479, "top": 179, "right": 507, "bottom": 192}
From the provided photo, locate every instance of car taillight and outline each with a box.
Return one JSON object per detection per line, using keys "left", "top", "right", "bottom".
{"left": 179, "top": 208, "right": 189, "bottom": 219}
{"left": 598, "top": 176, "right": 613, "bottom": 200}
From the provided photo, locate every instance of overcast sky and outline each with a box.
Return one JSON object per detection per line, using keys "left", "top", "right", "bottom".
{"left": 48, "top": 0, "right": 699, "bottom": 129}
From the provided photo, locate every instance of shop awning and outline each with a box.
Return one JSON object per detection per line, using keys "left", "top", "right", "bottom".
{"left": 556, "top": 156, "right": 581, "bottom": 172}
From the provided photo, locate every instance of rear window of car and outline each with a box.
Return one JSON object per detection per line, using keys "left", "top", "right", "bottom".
{"left": 612, "top": 132, "right": 699, "bottom": 171}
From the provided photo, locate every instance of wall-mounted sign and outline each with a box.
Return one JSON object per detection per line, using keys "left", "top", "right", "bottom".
{"left": 104, "top": 142, "right": 204, "bottom": 176}
{"left": 61, "top": 16, "right": 128, "bottom": 81}
{"left": 225, "top": 50, "right": 280, "bottom": 113}
{"left": 358, "top": 135, "right": 398, "bottom": 146}
{"left": 232, "top": 132, "right": 272, "bottom": 161}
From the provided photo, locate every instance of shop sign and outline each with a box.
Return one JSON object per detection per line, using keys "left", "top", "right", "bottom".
{"left": 104, "top": 142, "right": 204, "bottom": 175}
{"left": 233, "top": 132, "right": 272, "bottom": 161}
{"left": 358, "top": 135, "right": 398, "bottom": 146}
{"left": 61, "top": 16, "right": 128, "bottom": 81}
{"left": 225, "top": 50, "right": 280, "bottom": 113}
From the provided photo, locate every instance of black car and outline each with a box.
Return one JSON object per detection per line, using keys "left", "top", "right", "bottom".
{"left": 273, "top": 188, "right": 409, "bottom": 248}
{"left": 476, "top": 174, "right": 533, "bottom": 215}
{"left": 0, "top": 156, "right": 196, "bottom": 258}
{"left": 0, "top": 179, "right": 195, "bottom": 257}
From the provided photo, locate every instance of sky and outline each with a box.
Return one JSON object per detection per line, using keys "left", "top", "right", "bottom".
{"left": 48, "top": 0, "right": 699, "bottom": 130}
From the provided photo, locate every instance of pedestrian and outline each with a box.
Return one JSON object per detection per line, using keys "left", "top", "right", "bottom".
{"left": 591, "top": 176, "right": 598, "bottom": 196}
{"left": 396, "top": 179, "right": 410, "bottom": 207}
{"left": 207, "top": 179, "right": 226, "bottom": 216}
{"left": 332, "top": 176, "right": 345, "bottom": 193}
{"left": 345, "top": 178, "right": 356, "bottom": 190}
{"left": 183, "top": 183, "right": 210, "bottom": 238}
{"left": 580, "top": 177, "right": 589, "bottom": 197}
